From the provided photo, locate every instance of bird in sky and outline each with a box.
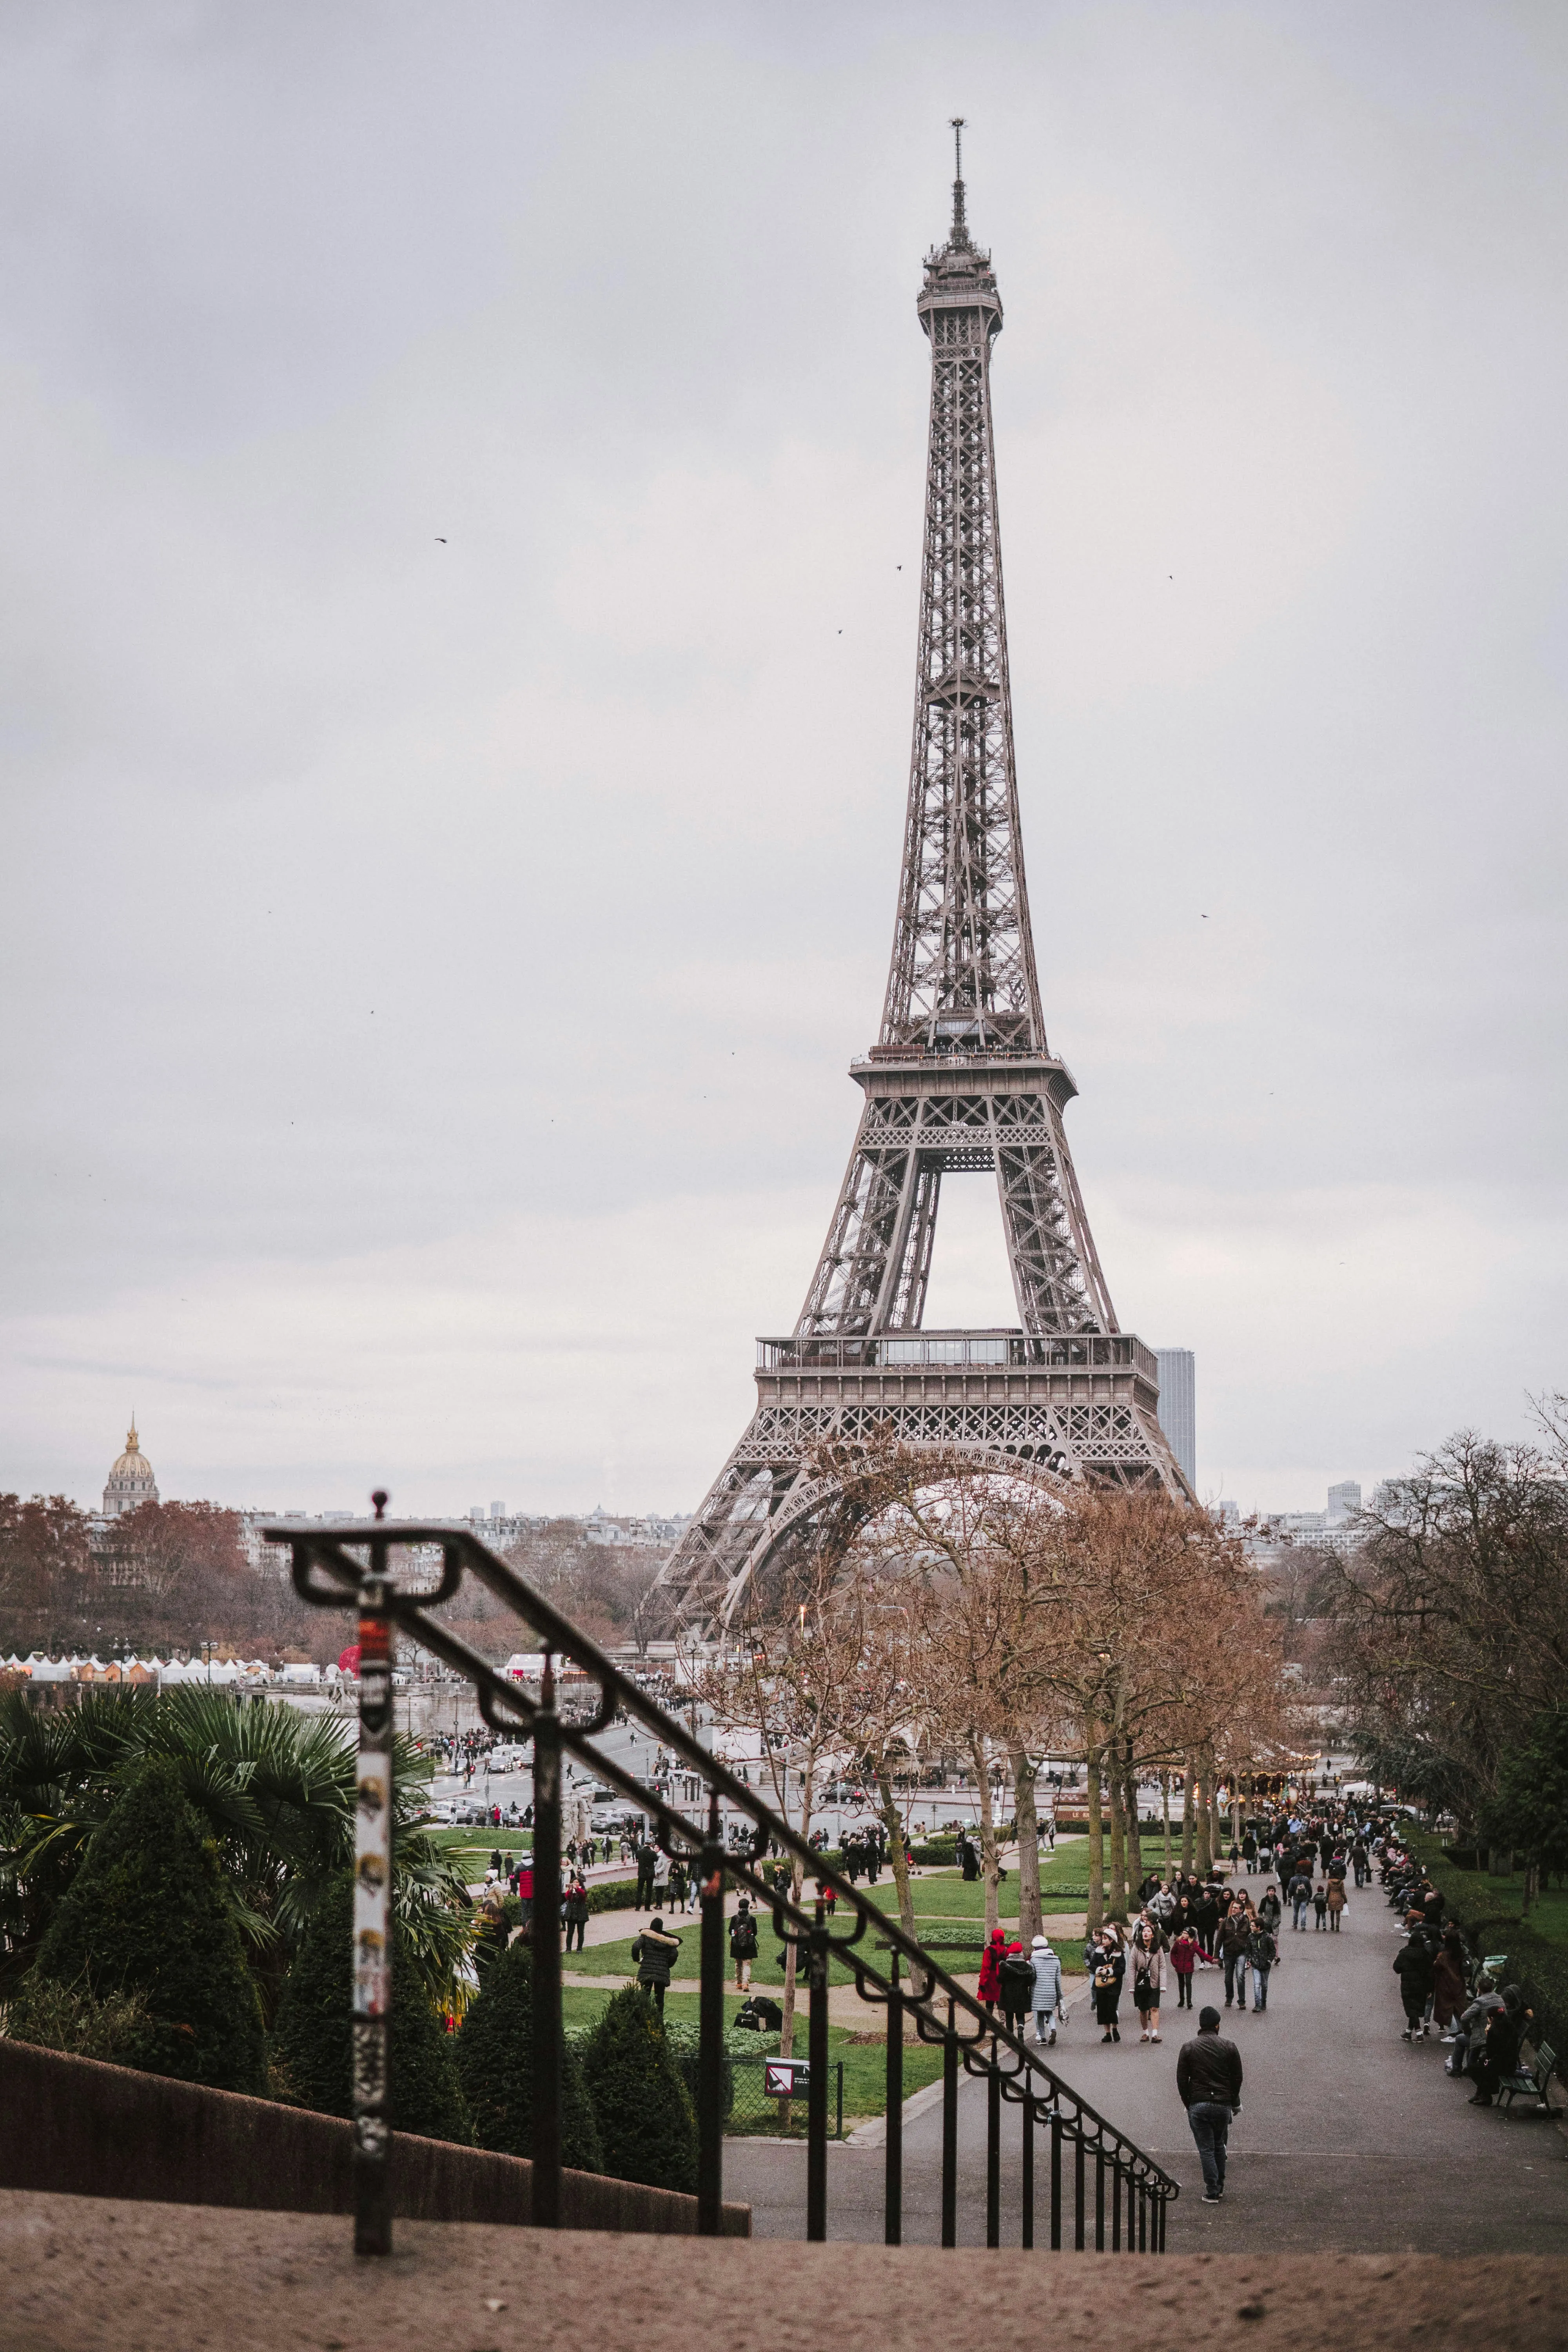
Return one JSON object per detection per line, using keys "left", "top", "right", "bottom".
{"left": 436, "top": 536, "right": 447, "bottom": 543}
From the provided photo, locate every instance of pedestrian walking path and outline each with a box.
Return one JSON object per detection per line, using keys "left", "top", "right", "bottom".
{"left": 725, "top": 1871, "right": 1568, "bottom": 2253}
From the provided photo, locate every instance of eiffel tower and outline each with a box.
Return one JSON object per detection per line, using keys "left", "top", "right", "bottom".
{"left": 650, "top": 128, "right": 1190, "bottom": 1636}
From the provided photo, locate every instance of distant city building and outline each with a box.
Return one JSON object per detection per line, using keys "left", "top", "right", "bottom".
{"left": 102, "top": 1421, "right": 158, "bottom": 1517}
{"left": 1250, "top": 1481, "right": 1370, "bottom": 1558}
{"left": 581, "top": 1505, "right": 691, "bottom": 1549}
{"left": 238, "top": 1509, "right": 380, "bottom": 1577}
{"left": 1214, "top": 1499, "right": 1241, "bottom": 1532}
{"left": 238, "top": 1503, "right": 693, "bottom": 1575}
{"left": 1154, "top": 1350, "right": 1196, "bottom": 1490}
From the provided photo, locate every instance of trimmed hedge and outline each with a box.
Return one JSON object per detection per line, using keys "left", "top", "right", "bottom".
{"left": 270, "top": 1874, "right": 472, "bottom": 2144}
{"left": 654, "top": 2018, "right": 736, "bottom": 2125}
{"left": 580, "top": 1987, "right": 698, "bottom": 2194}
{"left": 1406, "top": 1830, "right": 1524, "bottom": 1946}
{"left": 588, "top": 1877, "right": 639, "bottom": 1915}
{"left": 454, "top": 1942, "right": 602, "bottom": 2172}
{"left": 14, "top": 1756, "right": 266, "bottom": 2098}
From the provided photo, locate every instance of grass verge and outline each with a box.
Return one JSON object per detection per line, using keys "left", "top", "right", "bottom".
{"left": 555, "top": 1985, "right": 945, "bottom": 2127}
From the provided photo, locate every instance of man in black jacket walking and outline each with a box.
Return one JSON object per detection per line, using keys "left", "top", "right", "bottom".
{"left": 1176, "top": 2005, "right": 1243, "bottom": 2204}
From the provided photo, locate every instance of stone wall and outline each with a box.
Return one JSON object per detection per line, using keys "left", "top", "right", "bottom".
{"left": 0, "top": 2040, "right": 748, "bottom": 2236}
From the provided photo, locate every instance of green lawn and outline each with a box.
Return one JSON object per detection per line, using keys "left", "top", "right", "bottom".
{"left": 1528, "top": 1890, "right": 1568, "bottom": 1949}
{"left": 425, "top": 1826, "right": 532, "bottom": 1879}
{"left": 556, "top": 1986, "right": 945, "bottom": 2127}
{"left": 1465, "top": 1878, "right": 1568, "bottom": 1952}
{"left": 859, "top": 1852, "right": 1093, "bottom": 1925}
{"left": 563, "top": 1899, "right": 1085, "bottom": 1989}
{"left": 563, "top": 1933, "right": 884, "bottom": 1991}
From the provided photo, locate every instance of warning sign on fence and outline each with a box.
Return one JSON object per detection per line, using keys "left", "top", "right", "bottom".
{"left": 764, "top": 2058, "right": 810, "bottom": 2098}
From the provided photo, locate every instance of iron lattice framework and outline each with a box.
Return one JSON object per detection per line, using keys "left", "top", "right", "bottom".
{"left": 650, "top": 133, "right": 1189, "bottom": 1635}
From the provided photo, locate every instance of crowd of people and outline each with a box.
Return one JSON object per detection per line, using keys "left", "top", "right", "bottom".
{"left": 970, "top": 1802, "right": 1376, "bottom": 2066}
{"left": 1379, "top": 1838, "right": 1537, "bottom": 2107}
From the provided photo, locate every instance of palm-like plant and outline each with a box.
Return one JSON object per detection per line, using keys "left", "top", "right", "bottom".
{"left": 0, "top": 1688, "right": 472, "bottom": 2013}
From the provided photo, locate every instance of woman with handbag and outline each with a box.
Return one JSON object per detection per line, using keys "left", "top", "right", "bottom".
{"left": 1131, "top": 1922, "right": 1165, "bottom": 2043}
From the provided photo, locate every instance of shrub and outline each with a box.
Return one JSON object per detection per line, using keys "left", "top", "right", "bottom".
{"left": 4, "top": 1978, "right": 153, "bottom": 2066}
{"left": 15, "top": 1755, "right": 266, "bottom": 2094}
{"left": 1407, "top": 1830, "right": 1524, "bottom": 1945}
{"left": 1479, "top": 1705, "right": 1568, "bottom": 1888}
{"left": 655, "top": 2017, "right": 735, "bottom": 2124}
{"left": 581, "top": 1986, "right": 698, "bottom": 2193}
{"left": 270, "top": 1873, "right": 471, "bottom": 2143}
{"left": 587, "top": 1877, "right": 638, "bottom": 1916}
{"left": 454, "top": 1942, "right": 601, "bottom": 2171}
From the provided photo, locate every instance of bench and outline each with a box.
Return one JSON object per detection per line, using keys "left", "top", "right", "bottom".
{"left": 1497, "top": 2042, "right": 1557, "bottom": 2116}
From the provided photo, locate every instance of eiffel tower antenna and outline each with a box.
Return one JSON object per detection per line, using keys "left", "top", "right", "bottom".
{"left": 649, "top": 136, "right": 1190, "bottom": 1637}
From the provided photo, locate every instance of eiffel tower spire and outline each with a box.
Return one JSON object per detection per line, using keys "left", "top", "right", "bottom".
{"left": 881, "top": 127, "right": 1040, "bottom": 1065}
{"left": 648, "top": 138, "right": 1189, "bottom": 1635}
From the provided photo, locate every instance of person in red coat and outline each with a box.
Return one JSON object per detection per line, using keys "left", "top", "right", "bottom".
{"left": 978, "top": 1927, "right": 1007, "bottom": 2009}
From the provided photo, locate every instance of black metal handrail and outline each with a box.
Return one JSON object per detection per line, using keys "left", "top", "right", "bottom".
{"left": 269, "top": 1510, "right": 1179, "bottom": 2256}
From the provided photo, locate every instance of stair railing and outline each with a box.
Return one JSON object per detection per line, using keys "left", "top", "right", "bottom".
{"left": 269, "top": 1509, "right": 1180, "bottom": 2258}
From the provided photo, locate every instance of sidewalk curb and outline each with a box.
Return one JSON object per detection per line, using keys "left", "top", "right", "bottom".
{"left": 847, "top": 2074, "right": 949, "bottom": 2147}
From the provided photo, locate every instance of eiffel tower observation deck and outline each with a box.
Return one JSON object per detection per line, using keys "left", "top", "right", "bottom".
{"left": 650, "top": 129, "right": 1190, "bottom": 1637}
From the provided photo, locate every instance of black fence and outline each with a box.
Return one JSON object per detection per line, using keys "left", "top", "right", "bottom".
{"left": 270, "top": 1506, "right": 1179, "bottom": 2257}
{"left": 725, "top": 2051, "right": 846, "bottom": 2140}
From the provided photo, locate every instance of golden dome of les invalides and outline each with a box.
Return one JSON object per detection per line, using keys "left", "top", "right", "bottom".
{"left": 103, "top": 1420, "right": 159, "bottom": 1518}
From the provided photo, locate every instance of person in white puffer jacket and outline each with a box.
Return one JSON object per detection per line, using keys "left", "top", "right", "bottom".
{"left": 1029, "top": 1934, "right": 1064, "bottom": 2045}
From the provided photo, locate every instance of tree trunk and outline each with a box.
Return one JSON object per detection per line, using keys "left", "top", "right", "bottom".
{"left": 1124, "top": 1743, "right": 1143, "bottom": 1889}
{"left": 973, "top": 1737, "right": 1001, "bottom": 1936}
{"left": 1107, "top": 1757, "right": 1127, "bottom": 1922}
{"left": 1194, "top": 1758, "right": 1212, "bottom": 1877}
{"left": 1208, "top": 1762, "right": 1225, "bottom": 1877}
{"left": 779, "top": 1864, "right": 801, "bottom": 2062}
{"left": 778, "top": 1759, "right": 817, "bottom": 2063}
{"left": 877, "top": 1778, "right": 918, "bottom": 1941}
{"left": 1161, "top": 1771, "right": 1172, "bottom": 1878}
{"left": 1011, "top": 1745, "right": 1042, "bottom": 1943}
{"left": 1085, "top": 1735, "right": 1105, "bottom": 1933}
{"left": 1181, "top": 1755, "right": 1196, "bottom": 1873}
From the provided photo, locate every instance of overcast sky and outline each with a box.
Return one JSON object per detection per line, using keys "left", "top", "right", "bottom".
{"left": 4, "top": 2, "right": 1565, "bottom": 1521}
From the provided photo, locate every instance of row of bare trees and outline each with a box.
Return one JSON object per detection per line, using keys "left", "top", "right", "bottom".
{"left": 694, "top": 1441, "right": 1292, "bottom": 2053}
{"left": 0, "top": 1495, "right": 326, "bottom": 1659}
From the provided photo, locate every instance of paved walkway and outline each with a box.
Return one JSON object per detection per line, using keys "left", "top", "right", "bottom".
{"left": 725, "top": 1874, "right": 1568, "bottom": 2253}
{"left": 10, "top": 2190, "right": 1568, "bottom": 2352}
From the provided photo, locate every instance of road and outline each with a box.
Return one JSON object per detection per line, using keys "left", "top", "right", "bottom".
{"left": 724, "top": 1869, "right": 1568, "bottom": 2254}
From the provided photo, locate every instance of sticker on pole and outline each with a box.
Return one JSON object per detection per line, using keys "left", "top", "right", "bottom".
{"left": 764, "top": 2058, "right": 809, "bottom": 2098}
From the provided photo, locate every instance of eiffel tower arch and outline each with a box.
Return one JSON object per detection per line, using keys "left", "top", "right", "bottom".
{"left": 649, "top": 129, "right": 1191, "bottom": 1637}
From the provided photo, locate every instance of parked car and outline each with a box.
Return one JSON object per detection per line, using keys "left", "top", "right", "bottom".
{"left": 593, "top": 1807, "right": 646, "bottom": 1835}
